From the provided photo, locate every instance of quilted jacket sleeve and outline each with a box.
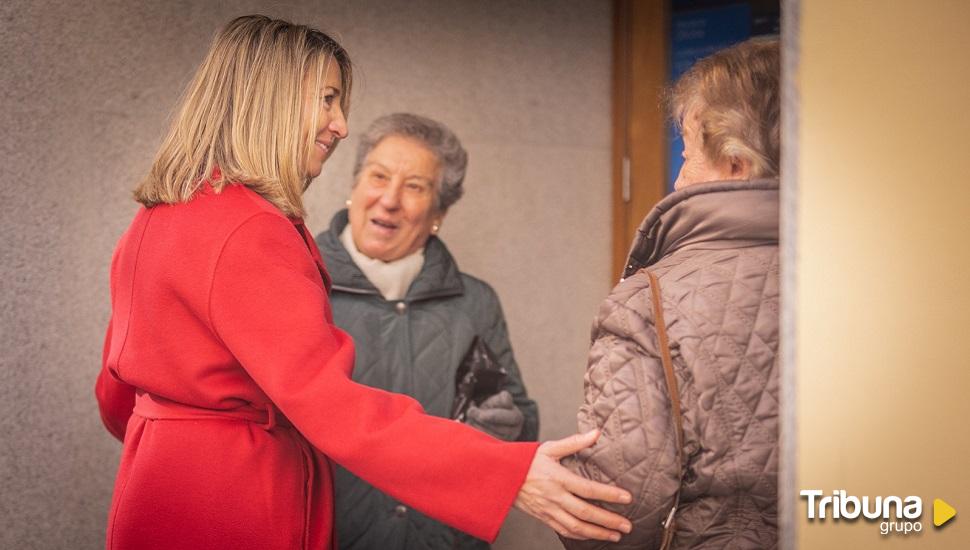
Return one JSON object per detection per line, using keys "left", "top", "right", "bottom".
{"left": 208, "top": 213, "right": 539, "bottom": 543}
{"left": 478, "top": 284, "right": 540, "bottom": 441}
{"left": 561, "top": 278, "right": 681, "bottom": 550}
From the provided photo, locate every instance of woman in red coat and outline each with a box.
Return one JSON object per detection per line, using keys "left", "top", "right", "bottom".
{"left": 94, "top": 15, "right": 632, "bottom": 550}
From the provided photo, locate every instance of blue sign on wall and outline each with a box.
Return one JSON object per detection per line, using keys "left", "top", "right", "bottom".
{"left": 667, "top": 3, "right": 753, "bottom": 191}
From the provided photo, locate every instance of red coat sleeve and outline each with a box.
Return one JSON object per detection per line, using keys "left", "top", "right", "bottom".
{"left": 95, "top": 319, "right": 136, "bottom": 441}
{"left": 208, "top": 213, "right": 539, "bottom": 543}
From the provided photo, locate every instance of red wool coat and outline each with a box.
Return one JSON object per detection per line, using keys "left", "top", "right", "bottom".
{"left": 95, "top": 183, "right": 539, "bottom": 550}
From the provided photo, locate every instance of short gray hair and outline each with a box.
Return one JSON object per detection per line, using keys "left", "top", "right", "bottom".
{"left": 668, "top": 37, "right": 780, "bottom": 178}
{"left": 352, "top": 113, "right": 468, "bottom": 211}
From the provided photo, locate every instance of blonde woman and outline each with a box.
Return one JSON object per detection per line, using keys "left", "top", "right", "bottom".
{"left": 94, "top": 15, "right": 632, "bottom": 550}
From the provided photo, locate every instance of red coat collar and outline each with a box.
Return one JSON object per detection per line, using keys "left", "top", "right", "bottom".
{"left": 204, "top": 169, "right": 333, "bottom": 292}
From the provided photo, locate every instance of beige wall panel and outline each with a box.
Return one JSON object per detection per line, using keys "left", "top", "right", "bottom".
{"left": 0, "top": 1, "right": 611, "bottom": 548}
{"left": 797, "top": 1, "right": 970, "bottom": 548}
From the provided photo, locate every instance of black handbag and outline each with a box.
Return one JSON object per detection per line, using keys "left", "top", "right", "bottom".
{"left": 450, "top": 336, "right": 508, "bottom": 421}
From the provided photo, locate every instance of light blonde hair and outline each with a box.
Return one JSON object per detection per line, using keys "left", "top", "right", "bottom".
{"left": 134, "top": 15, "right": 352, "bottom": 217}
{"left": 669, "top": 37, "right": 780, "bottom": 178}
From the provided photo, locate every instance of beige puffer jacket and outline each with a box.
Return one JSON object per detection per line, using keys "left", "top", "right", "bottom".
{"left": 563, "top": 180, "right": 779, "bottom": 550}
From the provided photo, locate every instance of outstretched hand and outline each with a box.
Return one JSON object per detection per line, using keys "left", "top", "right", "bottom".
{"left": 514, "top": 430, "right": 633, "bottom": 541}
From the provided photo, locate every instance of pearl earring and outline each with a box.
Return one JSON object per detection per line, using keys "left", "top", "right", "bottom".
{"left": 431, "top": 224, "right": 440, "bottom": 234}
{"left": 345, "top": 199, "right": 352, "bottom": 207}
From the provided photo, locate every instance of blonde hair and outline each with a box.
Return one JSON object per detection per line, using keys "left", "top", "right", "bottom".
{"left": 134, "top": 15, "right": 352, "bottom": 217}
{"left": 669, "top": 37, "right": 780, "bottom": 178}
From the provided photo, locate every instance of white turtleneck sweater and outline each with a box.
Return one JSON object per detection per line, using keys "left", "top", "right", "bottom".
{"left": 339, "top": 225, "right": 425, "bottom": 301}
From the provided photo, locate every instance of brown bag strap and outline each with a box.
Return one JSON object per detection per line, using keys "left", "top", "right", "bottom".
{"left": 646, "top": 270, "right": 685, "bottom": 550}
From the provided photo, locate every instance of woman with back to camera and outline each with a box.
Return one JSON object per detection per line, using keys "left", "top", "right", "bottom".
{"left": 94, "top": 15, "right": 632, "bottom": 550}
{"left": 316, "top": 113, "right": 539, "bottom": 550}
{"left": 562, "top": 37, "right": 781, "bottom": 550}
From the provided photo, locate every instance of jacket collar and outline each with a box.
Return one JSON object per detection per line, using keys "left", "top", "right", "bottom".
{"left": 316, "top": 209, "right": 464, "bottom": 301}
{"left": 624, "top": 179, "right": 779, "bottom": 278}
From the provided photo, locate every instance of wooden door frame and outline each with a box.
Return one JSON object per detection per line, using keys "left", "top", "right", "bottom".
{"left": 611, "top": 0, "right": 669, "bottom": 282}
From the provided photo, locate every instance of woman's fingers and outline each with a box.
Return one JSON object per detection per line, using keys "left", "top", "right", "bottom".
{"left": 540, "top": 429, "right": 600, "bottom": 459}
{"left": 558, "top": 491, "right": 632, "bottom": 537}
{"left": 543, "top": 517, "right": 573, "bottom": 539}
{"left": 517, "top": 484, "right": 625, "bottom": 542}
{"left": 548, "top": 503, "right": 624, "bottom": 542}
{"left": 541, "top": 436, "right": 633, "bottom": 505}
{"left": 516, "top": 433, "right": 634, "bottom": 541}
{"left": 561, "top": 468, "right": 632, "bottom": 505}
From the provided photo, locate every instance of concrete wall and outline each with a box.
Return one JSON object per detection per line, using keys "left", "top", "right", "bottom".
{"left": 793, "top": 1, "right": 970, "bottom": 548}
{"left": 0, "top": 1, "right": 612, "bottom": 548}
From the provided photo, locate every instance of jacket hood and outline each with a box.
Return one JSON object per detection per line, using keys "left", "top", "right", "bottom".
{"left": 316, "top": 209, "right": 464, "bottom": 301}
{"left": 624, "top": 179, "right": 779, "bottom": 278}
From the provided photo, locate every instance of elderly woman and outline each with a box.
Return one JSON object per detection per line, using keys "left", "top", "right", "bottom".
{"left": 315, "top": 113, "right": 539, "bottom": 550}
{"left": 563, "top": 38, "right": 780, "bottom": 550}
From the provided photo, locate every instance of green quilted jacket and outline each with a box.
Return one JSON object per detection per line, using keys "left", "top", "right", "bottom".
{"left": 316, "top": 210, "right": 539, "bottom": 550}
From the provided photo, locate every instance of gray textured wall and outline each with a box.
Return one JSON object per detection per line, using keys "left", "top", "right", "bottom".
{"left": 0, "top": 1, "right": 612, "bottom": 548}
